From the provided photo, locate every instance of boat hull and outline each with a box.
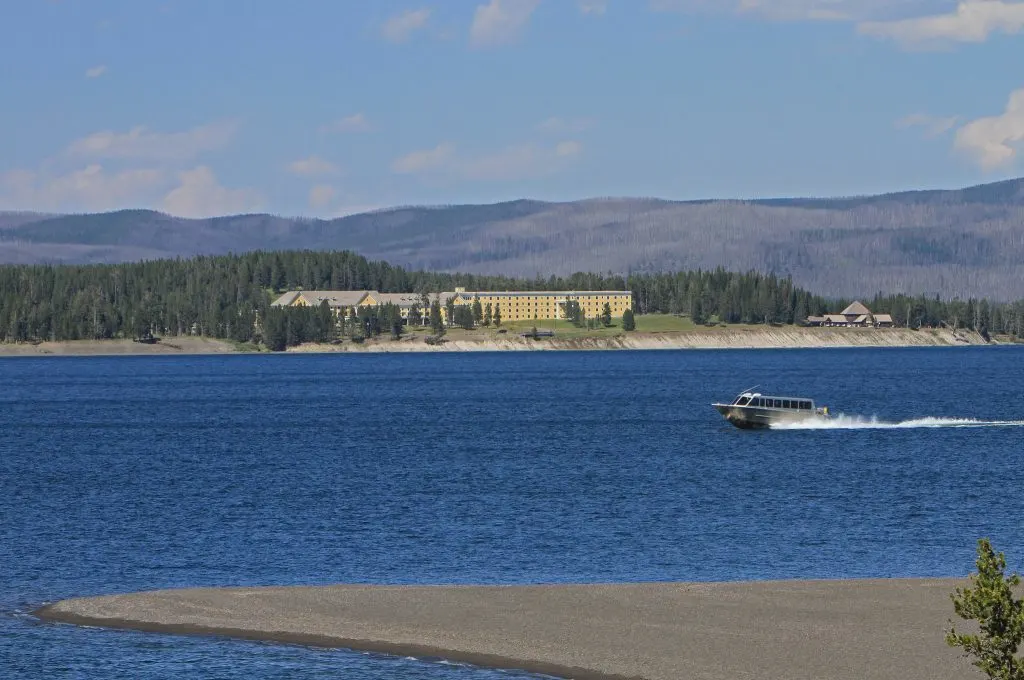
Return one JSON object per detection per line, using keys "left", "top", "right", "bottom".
{"left": 713, "top": 404, "right": 828, "bottom": 430}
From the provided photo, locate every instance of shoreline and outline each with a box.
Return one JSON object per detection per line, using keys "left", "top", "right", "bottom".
{"left": 0, "top": 327, "right": 1010, "bottom": 357}
{"left": 35, "top": 579, "right": 973, "bottom": 680}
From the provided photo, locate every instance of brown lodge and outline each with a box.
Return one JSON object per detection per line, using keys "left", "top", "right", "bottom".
{"left": 806, "top": 301, "right": 895, "bottom": 328}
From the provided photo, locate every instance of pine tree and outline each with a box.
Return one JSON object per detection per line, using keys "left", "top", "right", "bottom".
{"left": 947, "top": 538, "right": 1024, "bottom": 679}
{"left": 445, "top": 299, "right": 455, "bottom": 328}
{"left": 472, "top": 295, "right": 483, "bottom": 324}
{"left": 484, "top": 303, "right": 492, "bottom": 326}
{"left": 493, "top": 303, "right": 502, "bottom": 327}
{"left": 430, "top": 300, "right": 444, "bottom": 335}
{"left": 601, "top": 301, "right": 612, "bottom": 327}
{"left": 622, "top": 308, "right": 636, "bottom": 331}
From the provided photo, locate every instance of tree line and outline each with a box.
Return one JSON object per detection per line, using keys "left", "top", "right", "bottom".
{"left": 0, "top": 249, "right": 1021, "bottom": 346}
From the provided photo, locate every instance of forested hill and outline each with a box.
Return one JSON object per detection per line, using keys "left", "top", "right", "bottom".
{"left": 2, "top": 177, "right": 1024, "bottom": 300}
{"left": 1, "top": 250, "right": 1022, "bottom": 346}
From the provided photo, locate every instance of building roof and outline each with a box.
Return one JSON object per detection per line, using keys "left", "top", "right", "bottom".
{"left": 453, "top": 291, "right": 632, "bottom": 298}
{"left": 270, "top": 291, "right": 301, "bottom": 307}
{"left": 874, "top": 314, "right": 894, "bottom": 323}
{"left": 806, "top": 316, "right": 827, "bottom": 322}
{"left": 824, "top": 315, "right": 849, "bottom": 323}
{"left": 841, "top": 301, "right": 871, "bottom": 316}
{"left": 296, "top": 291, "right": 370, "bottom": 307}
{"left": 371, "top": 292, "right": 425, "bottom": 308}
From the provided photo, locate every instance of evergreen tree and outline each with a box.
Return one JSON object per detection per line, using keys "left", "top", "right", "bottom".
{"left": 690, "top": 296, "right": 705, "bottom": 325}
{"left": 445, "top": 299, "right": 456, "bottom": 328}
{"left": 561, "top": 300, "right": 583, "bottom": 327}
{"left": 347, "top": 307, "right": 358, "bottom": 338}
{"left": 430, "top": 300, "right": 444, "bottom": 335}
{"left": 484, "top": 302, "right": 492, "bottom": 326}
{"left": 948, "top": 538, "right": 1024, "bottom": 680}
{"left": 472, "top": 295, "right": 483, "bottom": 324}
{"left": 408, "top": 303, "right": 422, "bottom": 327}
{"left": 262, "top": 308, "right": 288, "bottom": 351}
{"left": 318, "top": 300, "right": 335, "bottom": 343}
{"left": 493, "top": 303, "right": 502, "bottom": 327}
{"left": 600, "top": 301, "right": 612, "bottom": 327}
{"left": 454, "top": 305, "right": 475, "bottom": 330}
{"left": 622, "top": 308, "right": 636, "bottom": 331}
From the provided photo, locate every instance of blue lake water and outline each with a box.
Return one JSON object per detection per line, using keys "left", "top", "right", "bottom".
{"left": 2, "top": 347, "right": 1024, "bottom": 678}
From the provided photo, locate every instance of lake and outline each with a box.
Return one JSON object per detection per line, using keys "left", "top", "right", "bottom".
{"left": 2, "top": 347, "right": 1023, "bottom": 678}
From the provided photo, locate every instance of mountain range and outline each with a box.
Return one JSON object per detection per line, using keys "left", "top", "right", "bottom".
{"left": 2, "top": 177, "right": 1024, "bottom": 300}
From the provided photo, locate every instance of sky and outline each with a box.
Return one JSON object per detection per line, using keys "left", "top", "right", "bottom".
{"left": 1, "top": 0, "right": 1023, "bottom": 218}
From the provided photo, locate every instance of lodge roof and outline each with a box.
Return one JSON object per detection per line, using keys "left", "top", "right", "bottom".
{"left": 453, "top": 291, "right": 632, "bottom": 298}
{"left": 296, "top": 291, "right": 370, "bottom": 307}
{"left": 841, "top": 301, "right": 871, "bottom": 316}
{"left": 270, "top": 291, "right": 301, "bottom": 307}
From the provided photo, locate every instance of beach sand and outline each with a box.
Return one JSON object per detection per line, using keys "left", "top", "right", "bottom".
{"left": 36, "top": 579, "right": 976, "bottom": 680}
{"left": 0, "top": 326, "right": 997, "bottom": 356}
{"left": 0, "top": 337, "right": 240, "bottom": 356}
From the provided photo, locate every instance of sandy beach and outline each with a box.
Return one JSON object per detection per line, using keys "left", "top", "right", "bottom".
{"left": 286, "top": 326, "right": 994, "bottom": 352}
{"left": 0, "top": 327, "right": 1000, "bottom": 356}
{"left": 0, "top": 337, "right": 240, "bottom": 356}
{"left": 37, "top": 579, "right": 976, "bottom": 680}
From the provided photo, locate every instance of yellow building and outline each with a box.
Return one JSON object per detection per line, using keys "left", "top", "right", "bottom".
{"left": 272, "top": 288, "right": 633, "bottom": 324}
{"left": 449, "top": 288, "right": 633, "bottom": 322}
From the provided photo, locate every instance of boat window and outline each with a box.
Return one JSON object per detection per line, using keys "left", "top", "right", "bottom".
{"left": 736, "top": 397, "right": 751, "bottom": 406}
{"left": 802, "top": 401, "right": 812, "bottom": 410}
{"left": 774, "top": 399, "right": 782, "bottom": 408}
{"left": 783, "top": 400, "right": 791, "bottom": 409}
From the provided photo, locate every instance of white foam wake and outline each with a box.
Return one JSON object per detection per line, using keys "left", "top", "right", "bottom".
{"left": 770, "top": 415, "right": 1024, "bottom": 430}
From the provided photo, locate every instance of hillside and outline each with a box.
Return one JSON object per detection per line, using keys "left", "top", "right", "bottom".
{"left": 2, "top": 178, "right": 1024, "bottom": 299}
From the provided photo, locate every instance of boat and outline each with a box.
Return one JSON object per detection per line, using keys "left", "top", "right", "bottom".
{"left": 712, "top": 388, "right": 830, "bottom": 429}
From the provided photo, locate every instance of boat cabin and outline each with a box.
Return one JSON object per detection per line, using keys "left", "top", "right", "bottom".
{"left": 731, "top": 392, "right": 816, "bottom": 411}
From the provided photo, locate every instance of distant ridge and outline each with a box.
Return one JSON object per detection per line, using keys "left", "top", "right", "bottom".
{"left": 2, "top": 177, "right": 1024, "bottom": 299}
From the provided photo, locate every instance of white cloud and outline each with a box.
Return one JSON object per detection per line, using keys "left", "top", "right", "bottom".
{"left": 391, "top": 142, "right": 457, "bottom": 174}
{"left": 67, "top": 121, "right": 238, "bottom": 162}
{"left": 286, "top": 156, "right": 339, "bottom": 177}
{"left": 536, "top": 116, "right": 596, "bottom": 134}
{"left": 391, "top": 140, "right": 582, "bottom": 181}
{"left": 555, "top": 140, "right": 583, "bottom": 156}
{"left": 859, "top": 1, "right": 1024, "bottom": 45}
{"left": 953, "top": 88, "right": 1024, "bottom": 170}
{"left": 308, "top": 184, "right": 336, "bottom": 209}
{"left": 579, "top": 0, "right": 608, "bottom": 14}
{"left": 381, "top": 8, "right": 432, "bottom": 42}
{"left": 319, "top": 113, "right": 372, "bottom": 134}
{"left": 650, "top": 1, "right": 952, "bottom": 23}
{"left": 895, "top": 113, "right": 961, "bottom": 137}
{"left": 85, "top": 65, "right": 107, "bottom": 78}
{"left": 161, "top": 166, "right": 263, "bottom": 218}
{"left": 469, "top": 0, "right": 542, "bottom": 48}
{"left": 0, "top": 164, "right": 164, "bottom": 212}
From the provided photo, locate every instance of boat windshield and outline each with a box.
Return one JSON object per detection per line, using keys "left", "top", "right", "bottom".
{"left": 733, "top": 395, "right": 752, "bottom": 406}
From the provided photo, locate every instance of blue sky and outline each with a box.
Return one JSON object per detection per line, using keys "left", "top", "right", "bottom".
{"left": 1, "top": 0, "right": 1023, "bottom": 217}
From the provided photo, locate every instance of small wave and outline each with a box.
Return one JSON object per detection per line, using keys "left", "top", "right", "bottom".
{"left": 770, "top": 415, "right": 1024, "bottom": 430}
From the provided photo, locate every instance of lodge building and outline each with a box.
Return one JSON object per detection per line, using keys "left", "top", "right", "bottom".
{"left": 271, "top": 288, "right": 634, "bottom": 325}
{"left": 806, "top": 301, "right": 894, "bottom": 328}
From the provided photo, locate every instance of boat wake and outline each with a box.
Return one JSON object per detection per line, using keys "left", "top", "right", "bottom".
{"left": 770, "top": 415, "right": 1024, "bottom": 430}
